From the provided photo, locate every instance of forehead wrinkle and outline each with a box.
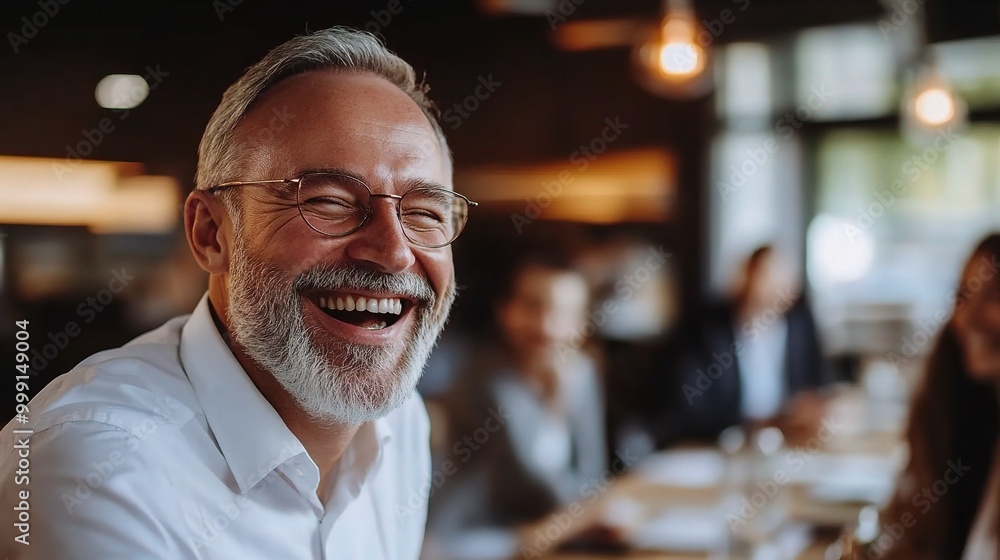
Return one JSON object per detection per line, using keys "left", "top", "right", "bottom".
{"left": 351, "top": 132, "right": 450, "bottom": 191}
{"left": 355, "top": 122, "right": 442, "bottom": 158}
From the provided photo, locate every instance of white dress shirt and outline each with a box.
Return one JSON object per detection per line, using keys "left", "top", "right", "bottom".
{"left": 735, "top": 317, "right": 788, "bottom": 420}
{"left": 0, "top": 294, "right": 430, "bottom": 559}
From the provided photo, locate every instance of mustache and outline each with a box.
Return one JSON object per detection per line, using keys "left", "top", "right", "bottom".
{"left": 293, "top": 262, "right": 436, "bottom": 305}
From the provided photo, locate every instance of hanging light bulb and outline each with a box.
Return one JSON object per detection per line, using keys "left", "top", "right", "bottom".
{"left": 632, "top": 0, "right": 712, "bottom": 98}
{"left": 912, "top": 85, "right": 956, "bottom": 126}
{"left": 659, "top": 42, "right": 703, "bottom": 76}
{"left": 895, "top": 0, "right": 964, "bottom": 143}
{"left": 901, "top": 62, "right": 966, "bottom": 145}
{"left": 655, "top": 12, "right": 706, "bottom": 77}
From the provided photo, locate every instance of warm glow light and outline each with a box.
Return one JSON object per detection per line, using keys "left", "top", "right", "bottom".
{"left": 95, "top": 74, "right": 149, "bottom": 109}
{"left": 658, "top": 41, "right": 704, "bottom": 76}
{"left": 0, "top": 156, "right": 179, "bottom": 233}
{"left": 632, "top": 1, "right": 713, "bottom": 96}
{"left": 551, "top": 19, "right": 639, "bottom": 51}
{"left": 913, "top": 87, "right": 956, "bottom": 126}
{"left": 456, "top": 149, "right": 675, "bottom": 224}
{"left": 637, "top": 11, "right": 708, "bottom": 84}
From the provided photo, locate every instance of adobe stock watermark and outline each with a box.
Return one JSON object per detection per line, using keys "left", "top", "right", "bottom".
{"left": 557, "top": 246, "right": 671, "bottom": 360}
{"left": 7, "top": 0, "right": 71, "bottom": 54}
{"left": 844, "top": 127, "right": 960, "bottom": 245}
{"left": 394, "top": 406, "right": 512, "bottom": 521}
{"left": 52, "top": 65, "right": 169, "bottom": 181}
{"left": 511, "top": 116, "right": 629, "bottom": 233}
{"left": 240, "top": 105, "right": 296, "bottom": 146}
{"left": 545, "top": 0, "right": 586, "bottom": 29}
{"left": 878, "top": 0, "right": 928, "bottom": 40}
{"left": 552, "top": 0, "right": 751, "bottom": 44}
{"left": 213, "top": 0, "right": 244, "bottom": 21}
{"left": 442, "top": 74, "right": 502, "bottom": 130}
{"left": 862, "top": 458, "right": 970, "bottom": 558}
{"left": 520, "top": 449, "right": 639, "bottom": 559}
{"left": 886, "top": 255, "right": 1000, "bottom": 369}
{"left": 362, "top": 0, "right": 415, "bottom": 35}
{"left": 647, "top": 0, "right": 752, "bottom": 71}
{"left": 716, "top": 83, "right": 834, "bottom": 201}
{"left": 26, "top": 268, "right": 136, "bottom": 374}
{"left": 726, "top": 417, "right": 843, "bottom": 532}
{"left": 682, "top": 287, "right": 797, "bottom": 404}
{"left": 60, "top": 395, "right": 193, "bottom": 514}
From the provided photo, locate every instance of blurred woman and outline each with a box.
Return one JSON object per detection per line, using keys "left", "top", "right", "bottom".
{"left": 876, "top": 234, "right": 1000, "bottom": 559}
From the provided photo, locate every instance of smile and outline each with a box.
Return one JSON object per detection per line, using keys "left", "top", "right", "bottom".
{"left": 307, "top": 291, "right": 415, "bottom": 331}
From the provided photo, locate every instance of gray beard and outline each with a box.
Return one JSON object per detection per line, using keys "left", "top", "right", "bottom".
{"left": 225, "top": 235, "right": 454, "bottom": 425}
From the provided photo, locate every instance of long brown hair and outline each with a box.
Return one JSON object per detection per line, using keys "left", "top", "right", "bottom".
{"left": 879, "top": 234, "right": 1000, "bottom": 559}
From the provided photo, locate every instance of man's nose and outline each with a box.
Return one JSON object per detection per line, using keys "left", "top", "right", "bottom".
{"left": 343, "top": 197, "right": 416, "bottom": 274}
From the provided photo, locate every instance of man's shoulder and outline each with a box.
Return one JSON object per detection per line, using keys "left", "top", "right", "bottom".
{"left": 12, "top": 314, "right": 201, "bottom": 440}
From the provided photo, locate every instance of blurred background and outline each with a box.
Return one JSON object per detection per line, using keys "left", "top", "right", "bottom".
{"left": 4, "top": 0, "right": 1000, "bottom": 558}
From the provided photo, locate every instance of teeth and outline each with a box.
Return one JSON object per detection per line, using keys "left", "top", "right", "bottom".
{"left": 317, "top": 294, "right": 405, "bottom": 315}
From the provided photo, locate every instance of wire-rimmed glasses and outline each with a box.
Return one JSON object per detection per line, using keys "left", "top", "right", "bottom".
{"left": 206, "top": 172, "right": 477, "bottom": 248}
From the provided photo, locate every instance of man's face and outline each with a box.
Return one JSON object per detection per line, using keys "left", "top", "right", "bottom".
{"left": 496, "top": 266, "right": 589, "bottom": 364}
{"left": 221, "top": 70, "right": 455, "bottom": 424}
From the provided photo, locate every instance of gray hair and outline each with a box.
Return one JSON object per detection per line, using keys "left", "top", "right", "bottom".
{"left": 195, "top": 26, "right": 451, "bottom": 191}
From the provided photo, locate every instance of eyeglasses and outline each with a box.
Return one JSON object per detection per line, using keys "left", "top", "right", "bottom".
{"left": 206, "top": 172, "right": 478, "bottom": 248}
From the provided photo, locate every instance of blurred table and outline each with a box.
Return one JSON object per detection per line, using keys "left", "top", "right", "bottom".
{"left": 526, "top": 387, "right": 907, "bottom": 560}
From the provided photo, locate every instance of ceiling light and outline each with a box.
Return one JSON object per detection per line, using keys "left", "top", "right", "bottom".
{"left": 913, "top": 86, "right": 956, "bottom": 126}
{"left": 95, "top": 74, "right": 149, "bottom": 109}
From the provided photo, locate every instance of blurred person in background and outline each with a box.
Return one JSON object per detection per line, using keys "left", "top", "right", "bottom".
{"left": 426, "top": 248, "right": 606, "bottom": 558}
{"left": 653, "top": 245, "right": 834, "bottom": 446}
{"left": 871, "top": 234, "right": 1000, "bottom": 559}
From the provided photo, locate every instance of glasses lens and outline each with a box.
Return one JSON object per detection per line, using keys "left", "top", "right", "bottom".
{"left": 297, "top": 174, "right": 369, "bottom": 236}
{"left": 400, "top": 188, "right": 469, "bottom": 247}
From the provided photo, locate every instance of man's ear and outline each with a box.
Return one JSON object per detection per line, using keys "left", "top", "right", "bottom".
{"left": 185, "top": 190, "right": 231, "bottom": 275}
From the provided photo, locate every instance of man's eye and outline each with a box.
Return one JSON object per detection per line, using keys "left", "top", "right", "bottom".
{"left": 304, "top": 197, "right": 356, "bottom": 209}
{"left": 405, "top": 208, "right": 446, "bottom": 221}
{"left": 402, "top": 208, "right": 448, "bottom": 232}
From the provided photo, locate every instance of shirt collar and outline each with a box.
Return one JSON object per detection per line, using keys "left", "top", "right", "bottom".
{"left": 179, "top": 294, "right": 395, "bottom": 495}
{"left": 325, "top": 419, "right": 392, "bottom": 508}
{"left": 180, "top": 294, "right": 306, "bottom": 493}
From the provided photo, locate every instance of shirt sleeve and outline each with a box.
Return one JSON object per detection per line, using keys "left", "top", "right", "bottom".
{"left": 0, "top": 420, "right": 197, "bottom": 560}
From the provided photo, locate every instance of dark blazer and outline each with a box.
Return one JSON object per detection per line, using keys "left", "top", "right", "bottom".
{"left": 653, "top": 295, "right": 833, "bottom": 446}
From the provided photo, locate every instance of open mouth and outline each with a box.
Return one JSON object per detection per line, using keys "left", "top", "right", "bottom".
{"left": 308, "top": 291, "right": 414, "bottom": 331}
